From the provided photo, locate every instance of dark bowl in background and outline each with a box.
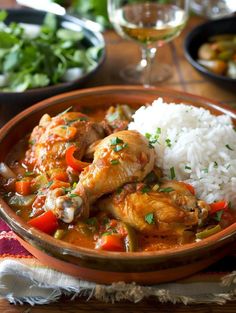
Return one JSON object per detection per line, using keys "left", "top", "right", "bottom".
{"left": 0, "top": 8, "right": 105, "bottom": 125}
{"left": 184, "top": 16, "right": 236, "bottom": 89}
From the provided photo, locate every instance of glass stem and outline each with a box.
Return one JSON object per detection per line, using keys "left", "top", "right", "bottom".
{"left": 140, "top": 46, "right": 157, "bottom": 86}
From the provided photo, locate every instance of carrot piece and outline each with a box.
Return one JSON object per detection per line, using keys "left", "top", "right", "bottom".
{"left": 51, "top": 171, "right": 68, "bottom": 182}
{"left": 65, "top": 145, "right": 90, "bottom": 171}
{"left": 98, "top": 234, "right": 125, "bottom": 252}
{"left": 49, "top": 180, "right": 70, "bottom": 190}
{"left": 28, "top": 211, "right": 58, "bottom": 234}
{"left": 210, "top": 200, "right": 228, "bottom": 214}
{"left": 15, "top": 180, "right": 31, "bottom": 196}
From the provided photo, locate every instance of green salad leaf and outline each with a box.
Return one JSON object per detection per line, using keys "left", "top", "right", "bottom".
{"left": 0, "top": 11, "right": 103, "bottom": 92}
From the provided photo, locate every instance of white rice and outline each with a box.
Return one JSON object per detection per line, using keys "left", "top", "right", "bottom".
{"left": 129, "top": 98, "right": 236, "bottom": 206}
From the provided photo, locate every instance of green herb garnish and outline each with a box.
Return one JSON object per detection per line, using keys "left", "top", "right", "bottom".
{"left": 145, "top": 212, "right": 155, "bottom": 225}
{"left": 225, "top": 144, "right": 234, "bottom": 151}
{"left": 110, "top": 159, "right": 120, "bottom": 165}
{"left": 159, "top": 187, "right": 174, "bottom": 193}
{"left": 170, "top": 167, "right": 176, "bottom": 179}
{"left": 165, "top": 138, "right": 172, "bottom": 147}
{"left": 46, "top": 181, "right": 53, "bottom": 188}
{"left": 110, "top": 137, "right": 123, "bottom": 145}
{"left": 68, "top": 193, "right": 79, "bottom": 198}
{"left": 141, "top": 186, "right": 151, "bottom": 194}
{"left": 214, "top": 210, "right": 224, "bottom": 222}
{"left": 25, "top": 171, "right": 34, "bottom": 176}
{"left": 185, "top": 165, "right": 191, "bottom": 170}
{"left": 0, "top": 11, "right": 103, "bottom": 92}
{"left": 213, "top": 161, "right": 218, "bottom": 168}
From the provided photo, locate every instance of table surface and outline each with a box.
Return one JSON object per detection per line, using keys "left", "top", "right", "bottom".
{"left": 0, "top": 1, "right": 236, "bottom": 312}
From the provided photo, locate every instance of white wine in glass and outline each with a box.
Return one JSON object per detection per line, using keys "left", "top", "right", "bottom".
{"left": 108, "top": 0, "right": 189, "bottom": 85}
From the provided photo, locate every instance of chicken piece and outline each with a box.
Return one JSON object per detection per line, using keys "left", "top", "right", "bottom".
{"left": 73, "top": 130, "right": 155, "bottom": 218}
{"left": 24, "top": 111, "right": 104, "bottom": 173}
{"left": 98, "top": 181, "right": 210, "bottom": 237}
{"left": 44, "top": 188, "right": 82, "bottom": 223}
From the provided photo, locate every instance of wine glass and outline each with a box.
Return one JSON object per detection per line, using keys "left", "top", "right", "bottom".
{"left": 108, "top": 0, "right": 189, "bottom": 85}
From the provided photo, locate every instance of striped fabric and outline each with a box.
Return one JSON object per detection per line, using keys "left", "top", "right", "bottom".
{"left": 0, "top": 218, "right": 236, "bottom": 305}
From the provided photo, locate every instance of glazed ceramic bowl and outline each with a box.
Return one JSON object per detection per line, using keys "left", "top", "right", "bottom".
{"left": 0, "top": 8, "right": 105, "bottom": 125}
{"left": 184, "top": 16, "right": 236, "bottom": 89}
{"left": 0, "top": 86, "right": 235, "bottom": 284}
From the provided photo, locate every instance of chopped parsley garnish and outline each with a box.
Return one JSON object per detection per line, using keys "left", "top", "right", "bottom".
{"left": 62, "top": 187, "right": 72, "bottom": 193}
{"left": 28, "top": 139, "right": 36, "bottom": 145}
{"left": 72, "top": 182, "right": 77, "bottom": 189}
{"left": 46, "top": 181, "right": 53, "bottom": 188}
{"left": 159, "top": 187, "right": 174, "bottom": 193}
{"left": 25, "top": 171, "right": 34, "bottom": 176}
{"left": 110, "top": 137, "right": 128, "bottom": 152}
{"left": 145, "top": 128, "right": 162, "bottom": 147}
{"left": 202, "top": 168, "right": 208, "bottom": 173}
{"left": 225, "top": 144, "right": 234, "bottom": 151}
{"left": 141, "top": 186, "right": 151, "bottom": 193}
{"left": 214, "top": 210, "right": 224, "bottom": 222}
{"left": 185, "top": 165, "right": 191, "bottom": 170}
{"left": 145, "top": 212, "right": 155, "bottom": 225}
{"left": 113, "top": 143, "right": 128, "bottom": 152}
{"left": 110, "top": 137, "right": 123, "bottom": 145}
{"left": 165, "top": 138, "right": 172, "bottom": 147}
{"left": 60, "top": 125, "right": 67, "bottom": 129}
{"left": 86, "top": 217, "right": 98, "bottom": 226}
{"left": 226, "top": 164, "right": 231, "bottom": 169}
{"left": 110, "top": 159, "right": 120, "bottom": 165}
{"left": 213, "top": 161, "right": 218, "bottom": 168}
{"left": 170, "top": 167, "right": 176, "bottom": 179}
{"left": 68, "top": 193, "right": 78, "bottom": 198}
{"left": 116, "top": 187, "right": 123, "bottom": 194}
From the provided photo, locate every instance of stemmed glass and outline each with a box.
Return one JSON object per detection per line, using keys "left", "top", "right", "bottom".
{"left": 108, "top": 0, "right": 189, "bottom": 85}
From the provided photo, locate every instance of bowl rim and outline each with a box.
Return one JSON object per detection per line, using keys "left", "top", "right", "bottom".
{"left": 0, "top": 85, "right": 236, "bottom": 261}
{"left": 0, "top": 8, "right": 106, "bottom": 95}
{"left": 184, "top": 15, "right": 236, "bottom": 83}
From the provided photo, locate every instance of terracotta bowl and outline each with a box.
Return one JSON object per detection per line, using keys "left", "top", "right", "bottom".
{"left": 0, "top": 86, "right": 235, "bottom": 284}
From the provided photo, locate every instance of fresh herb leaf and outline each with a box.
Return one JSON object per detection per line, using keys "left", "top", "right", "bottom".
{"left": 214, "top": 210, "right": 224, "bottom": 222}
{"left": 145, "top": 212, "right": 155, "bottom": 225}
{"left": 170, "top": 167, "right": 176, "bottom": 179}
{"left": 110, "top": 137, "right": 123, "bottom": 145}
{"left": 213, "top": 161, "right": 218, "bottom": 168}
{"left": 225, "top": 144, "right": 234, "bottom": 151}
{"left": 46, "top": 181, "right": 53, "bottom": 188}
{"left": 141, "top": 186, "right": 151, "bottom": 193}
{"left": 185, "top": 165, "right": 191, "bottom": 170}
{"left": 159, "top": 187, "right": 174, "bottom": 193}
{"left": 25, "top": 171, "right": 34, "bottom": 176}
{"left": 165, "top": 138, "right": 171, "bottom": 147}
{"left": 110, "top": 159, "right": 119, "bottom": 165}
{"left": 0, "top": 10, "right": 7, "bottom": 22}
{"left": 68, "top": 193, "right": 79, "bottom": 198}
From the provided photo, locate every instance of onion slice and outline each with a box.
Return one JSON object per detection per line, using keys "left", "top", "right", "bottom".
{"left": 0, "top": 162, "right": 16, "bottom": 179}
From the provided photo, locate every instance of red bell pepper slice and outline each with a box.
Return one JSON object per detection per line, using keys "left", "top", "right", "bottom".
{"left": 98, "top": 234, "right": 125, "bottom": 252}
{"left": 28, "top": 211, "right": 58, "bottom": 235}
{"left": 210, "top": 200, "right": 228, "bottom": 215}
{"left": 65, "top": 145, "right": 90, "bottom": 172}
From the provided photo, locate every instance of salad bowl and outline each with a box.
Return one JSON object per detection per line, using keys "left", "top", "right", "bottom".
{"left": 0, "top": 8, "right": 105, "bottom": 125}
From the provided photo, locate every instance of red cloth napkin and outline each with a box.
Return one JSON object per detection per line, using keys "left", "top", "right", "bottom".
{"left": 0, "top": 218, "right": 236, "bottom": 305}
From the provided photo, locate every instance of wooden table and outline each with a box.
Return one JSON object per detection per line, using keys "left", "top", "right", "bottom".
{"left": 0, "top": 1, "right": 236, "bottom": 312}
